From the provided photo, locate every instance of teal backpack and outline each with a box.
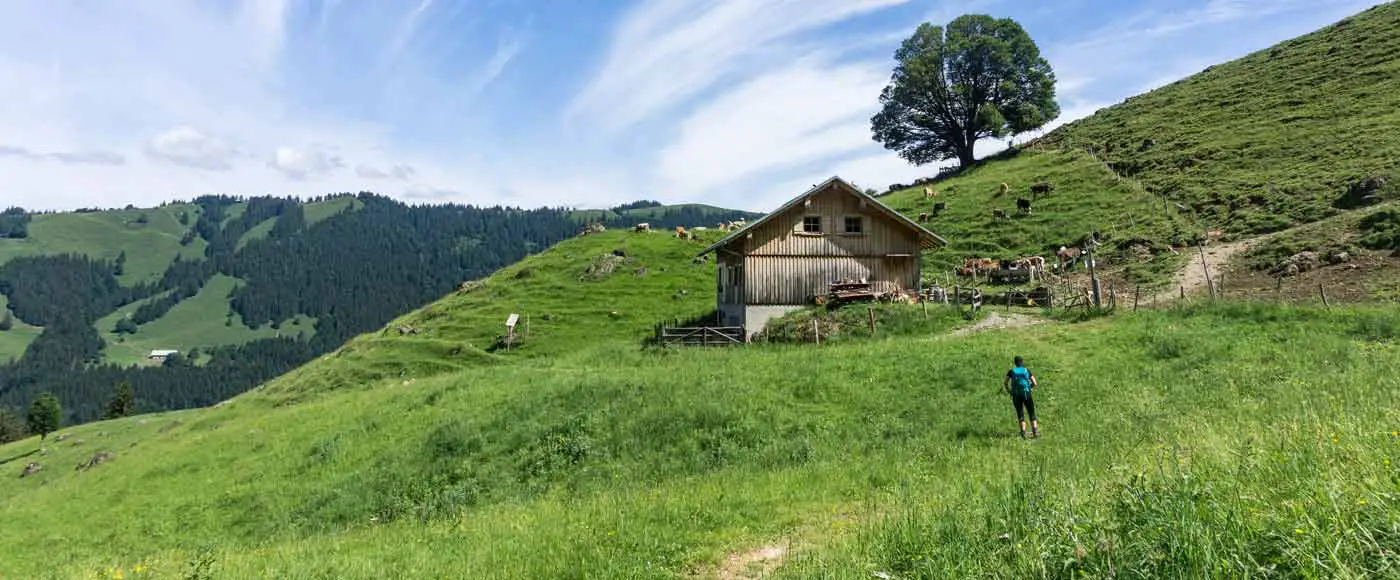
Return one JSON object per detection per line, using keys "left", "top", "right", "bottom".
{"left": 1009, "top": 367, "right": 1033, "bottom": 397}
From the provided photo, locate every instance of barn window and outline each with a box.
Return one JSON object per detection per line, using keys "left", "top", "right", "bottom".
{"left": 802, "top": 215, "right": 822, "bottom": 233}
{"left": 844, "top": 216, "right": 863, "bottom": 234}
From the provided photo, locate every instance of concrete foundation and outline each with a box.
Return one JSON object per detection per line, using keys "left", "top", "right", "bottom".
{"left": 743, "top": 305, "right": 803, "bottom": 338}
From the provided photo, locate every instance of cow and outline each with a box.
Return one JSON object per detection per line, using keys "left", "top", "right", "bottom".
{"left": 917, "top": 212, "right": 929, "bottom": 222}
{"left": 1031, "top": 182, "right": 1055, "bottom": 198}
{"left": 962, "top": 257, "right": 999, "bottom": 275}
{"left": 923, "top": 186, "right": 936, "bottom": 199}
{"left": 992, "top": 209, "right": 1009, "bottom": 220}
{"left": 674, "top": 226, "right": 687, "bottom": 238}
{"left": 998, "top": 182, "right": 1009, "bottom": 196}
{"left": 633, "top": 223, "right": 650, "bottom": 232}
{"left": 1056, "top": 245, "right": 1082, "bottom": 270}
{"left": 932, "top": 202, "right": 947, "bottom": 216}
{"left": 1017, "top": 256, "right": 1047, "bottom": 270}
{"left": 1016, "top": 198, "right": 1032, "bottom": 214}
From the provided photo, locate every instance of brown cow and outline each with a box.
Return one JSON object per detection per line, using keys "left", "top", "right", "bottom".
{"left": 1056, "top": 246, "right": 1082, "bottom": 270}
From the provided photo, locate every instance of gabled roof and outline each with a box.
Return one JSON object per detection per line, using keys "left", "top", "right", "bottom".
{"left": 697, "top": 176, "right": 948, "bottom": 257}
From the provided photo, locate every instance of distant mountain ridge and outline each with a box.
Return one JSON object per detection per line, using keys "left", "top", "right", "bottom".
{"left": 0, "top": 192, "right": 760, "bottom": 425}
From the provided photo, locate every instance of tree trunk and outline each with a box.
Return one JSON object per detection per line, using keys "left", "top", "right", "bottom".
{"left": 956, "top": 146, "right": 975, "bottom": 169}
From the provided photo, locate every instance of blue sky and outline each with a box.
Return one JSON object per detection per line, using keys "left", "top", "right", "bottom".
{"left": 0, "top": 0, "right": 1380, "bottom": 213}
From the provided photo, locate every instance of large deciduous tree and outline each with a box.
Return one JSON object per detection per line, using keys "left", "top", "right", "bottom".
{"left": 26, "top": 392, "right": 61, "bottom": 441}
{"left": 871, "top": 14, "right": 1059, "bottom": 169}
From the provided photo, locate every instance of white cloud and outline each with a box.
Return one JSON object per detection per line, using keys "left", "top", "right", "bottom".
{"left": 656, "top": 55, "right": 890, "bottom": 197}
{"left": 567, "top": 0, "right": 910, "bottom": 134}
{"left": 269, "top": 146, "right": 345, "bottom": 180}
{"left": 145, "top": 127, "right": 243, "bottom": 171}
{"left": 356, "top": 163, "right": 416, "bottom": 180}
{"left": 0, "top": 145, "right": 125, "bottom": 166}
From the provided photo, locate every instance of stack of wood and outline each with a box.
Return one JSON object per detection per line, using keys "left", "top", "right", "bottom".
{"left": 814, "top": 278, "right": 886, "bottom": 305}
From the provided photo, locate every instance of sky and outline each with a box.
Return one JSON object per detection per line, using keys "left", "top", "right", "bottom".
{"left": 0, "top": 0, "right": 1381, "bottom": 213}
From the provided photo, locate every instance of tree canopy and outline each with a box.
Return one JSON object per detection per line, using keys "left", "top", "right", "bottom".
{"left": 27, "top": 392, "right": 61, "bottom": 440}
{"left": 871, "top": 14, "right": 1059, "bottom": 169}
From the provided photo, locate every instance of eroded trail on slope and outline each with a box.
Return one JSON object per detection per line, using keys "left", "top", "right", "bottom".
{"left": 949, "top": 311, "right": 1047, "bottom": 337}
{"left": 1151, "top": 238, "right": 1257, "bottom": 304}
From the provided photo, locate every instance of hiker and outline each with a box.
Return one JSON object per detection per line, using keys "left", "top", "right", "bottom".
{"left": 1003, "top": 356, "right": 1039, "bottom": 438}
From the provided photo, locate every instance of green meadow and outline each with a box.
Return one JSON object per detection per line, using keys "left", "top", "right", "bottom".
{"left": 0, "top": 204, "right": 207, "bottom": 286}
{"left": 93, "top": 275, "right": 316, "bottom": 367}
{"left": 2, "top": 228, "right": 1397, "bottom": 579}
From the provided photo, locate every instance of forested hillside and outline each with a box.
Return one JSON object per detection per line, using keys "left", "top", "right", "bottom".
{"left": 0, "top": 194, "right": 759, "bottom": 426}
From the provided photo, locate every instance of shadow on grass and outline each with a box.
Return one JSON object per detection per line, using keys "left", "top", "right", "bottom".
{"left": 0, "top": 448, "right": 39, "bottom": 465}
{"left": 952, "top": 426, "right": 1021, "bottom": 441}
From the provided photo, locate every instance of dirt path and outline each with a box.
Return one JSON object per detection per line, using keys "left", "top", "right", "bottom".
{"left": 712, "top": 544, "right": 788, "bottom": 580}
{"left": 1152, "top": 238, "right": 1257, "bottom": 303}
{"left": 949, "top": 311, "right": 1046, "bottom": 337}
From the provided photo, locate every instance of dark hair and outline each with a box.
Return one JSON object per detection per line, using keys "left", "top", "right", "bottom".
{"left": 1014, "top": 356, "right": 1024, "bottom": 366}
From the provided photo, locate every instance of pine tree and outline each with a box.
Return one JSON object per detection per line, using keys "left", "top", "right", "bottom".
{"left": 103, "top": 382, "right": 135, "bottom": 419}
{"left": 0, "top": 406, "right": 28, "bottom": 443}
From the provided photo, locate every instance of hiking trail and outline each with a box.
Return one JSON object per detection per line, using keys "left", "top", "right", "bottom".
{"left": 950, "top": 311, "right": 1045, "bottom": 337}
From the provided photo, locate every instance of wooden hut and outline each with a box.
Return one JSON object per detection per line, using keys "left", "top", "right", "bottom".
{"left": 695, "top": 176, "right": 948, "bottom": 337}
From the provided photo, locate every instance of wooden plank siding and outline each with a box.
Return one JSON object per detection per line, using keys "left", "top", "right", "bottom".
{"left": 735, "top": 185, "right": 921, "bottom": 305}
{"left": 743, "top": 255, "right": 917, "bottom": 304}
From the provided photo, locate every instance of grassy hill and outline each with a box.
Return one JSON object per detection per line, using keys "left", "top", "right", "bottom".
{"left": 1033, "top": 2, "right": 1400, "bottom": 237}
{"left": 879, "top": 148, "right": 1189, "bottom": 288}
{"left": 0, "top": 204, "right": 207, "bottom": 286}
{"left": 869, "top": 2, "right": 1400, "bottom": 294}
{"left": 0, "top": 228, "right": 1396, "bottom": 578}
{"left": 93, "top": 275, "right": 316, "bottom": 367}
{"left": 567, "top": 202, "right": 763, "bottom": 226}
{"left": 0, "top": 293, "right": 42, "bottom": 362}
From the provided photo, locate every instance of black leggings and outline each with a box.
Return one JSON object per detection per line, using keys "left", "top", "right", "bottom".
{"left": 1012, "top": 392, "right": 1036, "bottom": 422}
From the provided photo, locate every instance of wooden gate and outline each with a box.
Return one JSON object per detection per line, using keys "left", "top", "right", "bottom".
{"left": 654, "top": 325, "right": 745, "bottom": 346}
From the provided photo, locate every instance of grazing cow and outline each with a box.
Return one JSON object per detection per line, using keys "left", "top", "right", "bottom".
{"left": 932, "top": 202, "right": 947, "bottom": 215}
{"left": 1056, "top": 245, "right": 1082, "bottom": 270}
{"left": 963, "top": 257, "right": 999, "bottom": 275}
{"left": 1030, "top": 182, "right": 1055, "bottom": 198}
{"left": 992, "top": 209, "right": 1009, "bottom": 220}
{"left": 923, "top": 186, "right": 936, "bottom": 199}
{"left": 998, "top": 182, "right": 1009, "bottom": 196}
{"left": 674, "top": 226, "right": 687, "bottom": 238}
{"left": 1017, "top": 256, "right": 1047, "bottom": 270}
{"left": 634, "top": 223, "right": 650, "bottom": 232}
{"left": 917, "top": 212, "right": 929, "bottom": 222}
{"left": 1016, "top": 198, "right": 1032, "bottom": 214}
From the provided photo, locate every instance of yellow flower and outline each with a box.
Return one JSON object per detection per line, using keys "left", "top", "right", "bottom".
{"left": 1295, "top": 528, "right": 1305, "bottom": 535}
{"left": 1357, "top": 499, "right": 1368, "bottom": 506}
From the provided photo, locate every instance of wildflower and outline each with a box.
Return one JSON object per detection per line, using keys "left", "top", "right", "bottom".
{"left": 1357, "top": 499, "right": 1368, "bottom": 506}
{"left": 1295, "top": 528, "right": 1305, "bottom": 535}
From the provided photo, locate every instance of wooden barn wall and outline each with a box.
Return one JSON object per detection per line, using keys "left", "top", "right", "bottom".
{"left": 743, "top": 255, "right": 918, "bottom": 305}
{"left": 743, "top": 186, "right": 920, "bottom": 257}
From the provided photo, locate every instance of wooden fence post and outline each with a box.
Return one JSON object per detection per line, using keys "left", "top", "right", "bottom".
{"left": 1198, "top": 244, "right": 1214, "bottom": 300}
{"left": 1133, "top": 285, "right": 1140, "bottom": 311}
{"left": 867, "top": 305, "right": 877, "bottom": 336}
{"left": 922, "top": 300, "right": 928, "bottom": 319}
{"left": 813, "top": 319, "right": 820, "bottom": 344}
{"left": 1319, "top": 282, "right": 1329, "bottom": 308}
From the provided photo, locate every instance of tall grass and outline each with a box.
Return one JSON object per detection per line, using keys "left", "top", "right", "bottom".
{"left": 2, "top": 303, "right": 1398, "bottom": 578}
